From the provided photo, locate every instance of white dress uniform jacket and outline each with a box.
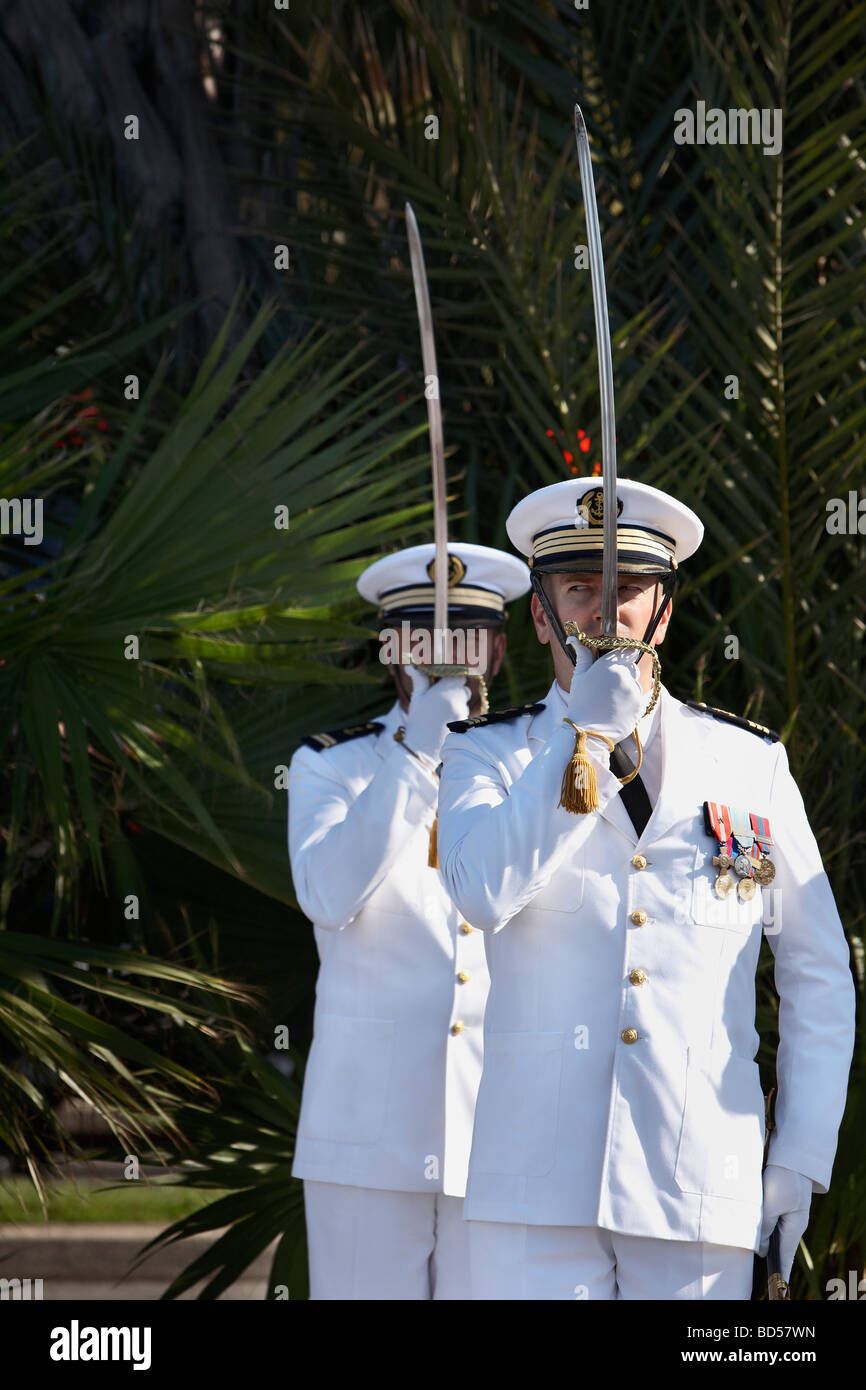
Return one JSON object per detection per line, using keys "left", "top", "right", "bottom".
{"left": 436, "top": 680, "right": 856, "bottom": 1251}
{"left": 288, "top": 699, "right": 489, "bottom": 1197}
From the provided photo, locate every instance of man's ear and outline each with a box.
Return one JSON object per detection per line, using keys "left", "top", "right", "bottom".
{"left": 489, "top": 630, "right": 507, "bottom": 679}
{"left": 653, "top": 598, "right": 674, "bottom": 647}
{"left": 530, "top": 591, "right": 551, "bottom": 645}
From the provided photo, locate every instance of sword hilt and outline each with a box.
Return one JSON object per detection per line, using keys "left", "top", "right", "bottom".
{"left": 407, "top": 662, "right": 490, "bottom": 717}
{"left": 563, "top": 623, "right": 661, "bottom": 721}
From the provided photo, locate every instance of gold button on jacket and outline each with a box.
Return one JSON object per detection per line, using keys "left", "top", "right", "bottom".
{"left": 621, "top": 1028, "right": 639, "bottom": 1044}
{"left": 629, "top": 968, "right": 648, "bottom": 985}
{"left": 457, "top": 970, "right": 471, "bottom": 984}
{"left": 460, "top": 922, "right": 473, "bottom": 934}
{"left": 631, "top": 853, "right": 648, "bottom": 870}
{"left": 630, "top": 909, "right": 648, "bottom": 925}
{"left": 450, "top": 1021, "right": 465, "bottom": 1035}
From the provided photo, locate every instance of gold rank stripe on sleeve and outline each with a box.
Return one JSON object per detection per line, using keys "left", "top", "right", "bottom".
{"left": 686, "top": 701, "right": 780, "bottom": 743}
{"left": 447, "top": 701, "right": 546, "bottom": 734}
{"left": 302, "top": 722, "right": 385, "bottom": 752}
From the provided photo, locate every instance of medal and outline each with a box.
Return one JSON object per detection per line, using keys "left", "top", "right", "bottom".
{"left": 729, "top": 806, "right": 756, "bottom": 860}
{"left": 753, "top": 856, "right": 776, "bottom": 885}
{"left": 704, "top": 801, "right": 733, "bottom": 848}
{"left": 750, "top": 811, "right": 773, "bottom": 856}
{"left": 704, "top": 803, "right": 774, "bottom": 903}
{"left": 705, "top": 801, "right": 763, "bottom": 904}
{"left": 727, "top": 805, "right": 761, "bottom": 900}
{"left": 750, "top": 812, "right": 775, "bottom": 887}
{"left": 704, "top": 802, "right": 734, "bottom": 885}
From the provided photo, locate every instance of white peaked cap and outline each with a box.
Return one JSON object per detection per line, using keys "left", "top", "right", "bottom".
{"left": 357, "top": 542, "right": 530, "bottom": 625}
{"left": 506, "top": 477, "right": 704, "bottom": 574}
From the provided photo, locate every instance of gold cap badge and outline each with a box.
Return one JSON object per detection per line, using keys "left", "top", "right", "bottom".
{"left": 576, "top": 486, "right": 623, "bottom": 527}
{"left": 426, "top": 554, "right": 466, "bottom": 586}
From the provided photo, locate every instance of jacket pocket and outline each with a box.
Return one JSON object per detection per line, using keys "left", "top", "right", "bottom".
{"left": 674, "top": 1045, "right": 765, "bottom": 1202}
{"left": 298, "top": 1014, "right": 394, "bottom": 1145}
{"left": 690, "top": 846, "right": 761, "bottom": 934}
{"left": 526, "top": 847, "right": 586, "bottom": 913}
{"left": 470, "top": 1032, "right": 563, "bottom": 1176}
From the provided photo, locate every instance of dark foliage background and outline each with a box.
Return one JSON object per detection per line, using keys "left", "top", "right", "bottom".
{"left": 0, "top": 0, "right": 862, "bottom": 1298}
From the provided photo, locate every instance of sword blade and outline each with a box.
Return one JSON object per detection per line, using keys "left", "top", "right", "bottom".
{"left": 574, "top": 105, "right": 618, "bottom": 638}
{"left": 405, "top": 202, "right": 448, "bottom": 648}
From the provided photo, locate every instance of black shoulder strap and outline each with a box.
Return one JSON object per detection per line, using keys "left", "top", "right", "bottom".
{"left": 447, "top": 701, "right": 546, "bottom": 734}
{"left": 686, "top": 701, "right": 779, "bottom": 742}
{"left": 302, "top": 721, "right": 384, "bottom": 752}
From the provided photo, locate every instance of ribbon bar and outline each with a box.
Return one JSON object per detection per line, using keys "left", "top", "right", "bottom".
{"left": 704, "top": 800, "right": 733, "bottom": 852}
{"left": 728, "top": 805, "right": 756, "bottom": 853}
{"left": 750, "top": 811, "right": 773, "bottom": 854}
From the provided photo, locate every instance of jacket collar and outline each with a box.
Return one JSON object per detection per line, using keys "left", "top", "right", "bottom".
{"left": 527, "top": 678, "right": 710, "bottom": 846}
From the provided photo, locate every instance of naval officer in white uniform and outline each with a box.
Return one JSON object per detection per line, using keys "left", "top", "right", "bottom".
{"left": 288, "top": 542, "right": 529, "bottom": 1299}
{"left": 436, "top": 478, "right": 856, "bottom": 1300}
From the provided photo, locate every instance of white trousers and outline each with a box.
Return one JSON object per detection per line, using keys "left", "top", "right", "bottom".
{"left": 470, "top": 1221, "right": 755, "bottom": 1300}
{"left": 303, "top": 1180, "right": 472, "bottom": 1300}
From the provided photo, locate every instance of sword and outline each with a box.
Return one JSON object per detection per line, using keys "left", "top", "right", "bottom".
{"left": 574, "top": 105, "right": 617, "bottom": 638}
{"left": 405, "top": 202, "right": 449, "bottom": 656}
{"left": 762, "top": 1088, "right": 791, "bottom": 1300}
{"left": 404, "top": 202, "right": 488, "bottom": 712}
{"left": 555, "top": 108, "right": 661, "bottom": 812}
{"left": 563, "top": 108, "right": 660, "bottom": 715}
{"left": 767, "top": 1224, "right": 790, "bottom": 1300}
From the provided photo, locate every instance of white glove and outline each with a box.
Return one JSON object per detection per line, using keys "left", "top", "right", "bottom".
{"left": 563, "top": 639, "right": 644, "bottom": 748}
{"left": 759, "top": 1163, "right": 812, "bottom": 1280}
{"left": 401, "top": 668, "right": 471, "bottom": 762}
{"left": 566, "top": 633, "right": 596, "bottom": 677}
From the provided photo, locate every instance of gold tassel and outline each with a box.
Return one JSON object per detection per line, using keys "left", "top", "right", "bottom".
{"left": 428, "top": 814, "right": 439, "bottom": 868}
{"left": 559, "top": 720, "right": 614, "bottom": 814}
{"left": 559, "top": 726, "right": 597, "bottom": 813}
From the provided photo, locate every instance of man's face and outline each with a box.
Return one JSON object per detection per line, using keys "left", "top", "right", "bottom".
{"left": 386, "top": 624, "right": 507, "bottom": 714}
{"left": 530, "top": 571, "right": 672, "bottom": 690}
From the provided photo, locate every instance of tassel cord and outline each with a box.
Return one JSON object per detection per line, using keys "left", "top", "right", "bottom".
{"left": 615, "top": 729, "right": 643, "bottom": 785}
{"left": 559, "top": 719, "right": 615, "bottom": 814}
